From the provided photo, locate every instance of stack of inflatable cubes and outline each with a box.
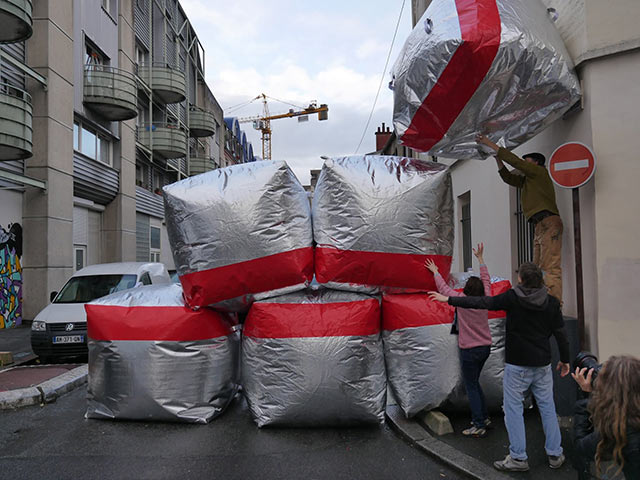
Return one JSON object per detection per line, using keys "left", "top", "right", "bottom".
{"left": 86, "top": 157, "right": 509, "bottom": 426}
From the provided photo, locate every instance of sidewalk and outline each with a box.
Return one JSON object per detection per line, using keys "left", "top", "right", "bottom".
{"left": 387, "top": 405, "right": 578, "bottom": 480}
{"left": 0, "top": 325, "right": 88, "bottom": 409}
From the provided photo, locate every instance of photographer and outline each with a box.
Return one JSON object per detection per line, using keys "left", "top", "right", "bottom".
{"left": 572, "top": 355, "right": 640, "bottom": 479}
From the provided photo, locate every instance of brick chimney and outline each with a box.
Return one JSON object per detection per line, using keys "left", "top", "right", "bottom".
{"left": 375, "top": 122, "right": 392, "bottom": 152}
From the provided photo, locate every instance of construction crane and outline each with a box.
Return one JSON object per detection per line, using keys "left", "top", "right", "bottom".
{"left": 237, "top": 93, "right": 329, "bottom": 161}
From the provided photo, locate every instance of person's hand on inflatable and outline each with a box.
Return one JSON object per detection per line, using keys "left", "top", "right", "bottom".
{"left": 424, "top": 259, "right": 439, "bottom": 275}
{"left": 428, "top": 291, "right": 448, "bottom": 303}
{"left": 476, "top": 134, "right": 499, "bottom": 152}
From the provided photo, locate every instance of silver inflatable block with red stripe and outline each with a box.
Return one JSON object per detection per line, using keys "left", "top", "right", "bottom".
{"left": 163, "top": 161, "right": 313, "bottom": 311}
{"left": 391, "top": 0, "right": 581, "bottom": 157}
{"left": 85, "top": 284, "right": 240, "bottom": 423}
{"left": 382, "top": 275, "right": 511, "bottom": 417}
{"left": 312, "top": 155, "right": 453, "bottom": 294}
{"left": 242, "top": 288, "right": 386, "bottom": 427}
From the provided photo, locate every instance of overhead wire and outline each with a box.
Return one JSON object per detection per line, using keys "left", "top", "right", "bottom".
{"left": 354, "top": 0, "right": 406, "bottom": 154}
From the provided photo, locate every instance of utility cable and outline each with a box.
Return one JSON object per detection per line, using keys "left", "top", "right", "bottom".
{"left": 354, "top": 0, "right": 406, "bottom": 154}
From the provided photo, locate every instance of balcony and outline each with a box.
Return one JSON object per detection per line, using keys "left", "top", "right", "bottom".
{"left": 188, "top": 155, "right": 218, "bottom": 176}
{"left": 0, "top": 0, "right": 33, "bottom": 43}
{"left": 137, "top": 63, "right": 186, "bottom": 105}
{"left": 188, "top": 107, "right": 216, "bottom": 137}
{"left": 83, "top": 65, "right": 138, "bottom": 121}
{"left": 137, "top": 123, "right": 187, "bottom": 160}
{"left": 0, "top": 83, "right": 32, "bottom": 160}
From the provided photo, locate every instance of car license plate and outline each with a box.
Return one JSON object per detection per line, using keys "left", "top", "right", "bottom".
{"left": 52, "top": 335, "right": 84, "bottom": 344}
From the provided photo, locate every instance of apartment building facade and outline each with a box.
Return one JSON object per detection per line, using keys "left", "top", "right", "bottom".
{"left": 0, "top": 0, "right": 256, "bottom": 328}
{"left": 409, "top": 0, "right": 640, "bottom": 359}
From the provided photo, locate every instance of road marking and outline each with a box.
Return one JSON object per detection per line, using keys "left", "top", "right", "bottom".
{"left": 553, "top": 159, "right": 590, "bottom": 171}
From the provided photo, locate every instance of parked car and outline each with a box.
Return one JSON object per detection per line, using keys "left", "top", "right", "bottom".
{"left": 31, "top": 262, "right": 172, "bottom": 363}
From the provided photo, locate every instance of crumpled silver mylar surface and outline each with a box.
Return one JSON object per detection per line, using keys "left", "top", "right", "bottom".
{"left": 382, "top": 273, "right": 511, "bottom": 417}
{"left": 391, "top": 0, "right": 581, "bottom": 158}
{"left": 242, "top": 287, "right": 386, "bottom": 427}
{"left": 163, "top": 160, "right": 313, "bottom": 311}
{"left": 85, "top": 284, "right": 240, "bottom": 423}
{"left": 312, "top": 155, "right": 453, "bottom": 294}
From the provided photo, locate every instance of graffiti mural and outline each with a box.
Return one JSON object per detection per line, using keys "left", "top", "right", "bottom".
{"left": 0, "top": 223, "right": 22, "bottom": 328}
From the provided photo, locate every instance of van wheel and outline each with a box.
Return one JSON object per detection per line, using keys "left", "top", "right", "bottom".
{"left": 38, "top": 355, "right": 52, "bottom": 364}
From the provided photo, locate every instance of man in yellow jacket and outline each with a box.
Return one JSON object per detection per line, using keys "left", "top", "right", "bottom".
{"left": 476, "top": 134, "right": 563, "bottom": 302}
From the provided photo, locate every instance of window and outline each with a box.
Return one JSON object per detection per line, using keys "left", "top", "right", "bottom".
{"left": 139, "top": 272, "right": 152, "bottom": 285}
{"left": 74, "top": 246, "right": 86, "bottom": 272}
{"left": 459, "top": 192, "right": 472, "bottom": 272}
{"left": 136, "top": 163, "right": 149, "bottom": 188}
{"left": 150, "top": 252, "right": 160, "bottom": 263}
{"left": 86, "top": 43, "right": 105, "bottom": 66}
{"left": 150, "top": 226, "right": 161, "bottom": 250}
{"left": 101, "top": 0, "right": 117, "bottom": 20}
{"left": 74, "top": 120, "right": 112, "bottom": 166}
{"left": 515, "top": 189, "right": 534, "bottom": 265}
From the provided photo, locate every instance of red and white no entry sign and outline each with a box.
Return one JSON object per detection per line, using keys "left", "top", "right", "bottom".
{"left": 548, "top": 142, "right": 596, "bottom": 189}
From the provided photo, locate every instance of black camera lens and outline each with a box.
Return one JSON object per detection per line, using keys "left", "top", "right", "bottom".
{"left": 574, "top": 351, "right": 602, "bottom": 384}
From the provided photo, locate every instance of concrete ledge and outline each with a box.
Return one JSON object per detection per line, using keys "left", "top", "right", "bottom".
{"left": 0, "top": 386, "right": 41, "bottom": 409}
{"left": 38, "top": 365, "right": 88, "bottom": 403}
{"left": 416, "top": 409, "right": 453, "bottom": 436}
{"left": 386, "top": 405, "right": 508, "bottom": 480}
{"left": 0, "top": 364, "right": 87, "bottom": 410}
{"left": 0, "top": 351, "right": 13, "bottom": 366}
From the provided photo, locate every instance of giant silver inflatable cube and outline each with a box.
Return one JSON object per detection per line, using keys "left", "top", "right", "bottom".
{"left": 392, "top": 0, "right": 581, "bottom": 158}
{"left": 163, "top": 161, "right": 313, "bottom": 311}
{"left": 242, "top": 288, "right": 386, "bottom": 427}
{"left": 382, "top": 275, "right": 510, "bottom": 417}
{"left": 85, "top": 284, "right": 240, "bottom": 423}
{"left": 312, "top": 155, "right": 453, "bottom": 294}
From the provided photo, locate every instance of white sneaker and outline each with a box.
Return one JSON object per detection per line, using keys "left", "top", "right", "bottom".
{"left": 548, "top": 454, "right": 565, "bottom": 469}
{"left": 494, "top": 454, "right": 530, "bottom": 472}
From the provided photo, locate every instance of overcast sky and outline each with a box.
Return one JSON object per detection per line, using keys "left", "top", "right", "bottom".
{"left": 180, "top": 0, "right": 413, "bottom": 185}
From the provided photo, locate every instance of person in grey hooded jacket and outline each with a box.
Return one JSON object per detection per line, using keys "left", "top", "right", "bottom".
{"left": 429, "top": 262, "right": 571, "bottom": 472}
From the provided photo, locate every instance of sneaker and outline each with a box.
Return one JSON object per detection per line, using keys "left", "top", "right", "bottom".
{"left": 469, "top": 418, "right": 492, "bottom": 429}
{"left": 493, "top": 454, "right": 530, "bottom": 472}
{"left": 462, "top": 426, "right": 487, "bottom": 438}
{"left": 548, "top": 454, "right": 565, "bottom": 469}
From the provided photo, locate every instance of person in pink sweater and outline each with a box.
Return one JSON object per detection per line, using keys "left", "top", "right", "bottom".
{"left": 425, "top": 243, "right": 492, "bottom": 438}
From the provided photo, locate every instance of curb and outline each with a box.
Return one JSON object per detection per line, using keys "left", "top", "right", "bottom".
{"left": 0, "top": 365, "right": 88, "bottom": 410}
{"left": 385, "top": 405, "right": 508, "bottom": 480}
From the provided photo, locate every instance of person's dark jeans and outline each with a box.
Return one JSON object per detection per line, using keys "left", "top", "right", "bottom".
{"left": 460, "top": 345, "right": 491, "bottom": 428}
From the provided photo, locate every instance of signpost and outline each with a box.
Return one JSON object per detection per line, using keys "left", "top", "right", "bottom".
{"left": 549, "top": 142, "right": 596, "bottom": 349}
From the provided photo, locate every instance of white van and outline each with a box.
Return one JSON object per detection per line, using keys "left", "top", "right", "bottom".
{"left": 31, "top": 262, "right": 171, "bottom": 362}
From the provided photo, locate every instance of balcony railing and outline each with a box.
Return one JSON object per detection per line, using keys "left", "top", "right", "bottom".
{"left": 0, "top": 82, "right": 32, "bottom": 160}
{"left": 137, "top": 63, "right": 186, "bottom": 105}
{"left": 188, "top": 106, "right": 216, "bottom": 137}
{"left": 83, "top": 65, "right": 138, "bottom": 121}
{"left": 188, "top": 155, "right": 218, "bottom": 176}
{"left": 137, "top": 123, "right": 187, "bottom": 160}
{"left": 0, "top": 0, "right": 33, "bottom": 44}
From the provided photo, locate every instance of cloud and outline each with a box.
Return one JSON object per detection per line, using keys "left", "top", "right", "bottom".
{"left": 178, "top": 0, "right": 413, "bottom": 184}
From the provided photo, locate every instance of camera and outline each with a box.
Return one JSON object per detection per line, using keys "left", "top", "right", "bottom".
{"left": 574, "top": 351, "right": 603, "bottom": 385}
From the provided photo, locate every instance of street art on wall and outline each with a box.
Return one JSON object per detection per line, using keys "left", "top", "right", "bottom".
{"left": 0, "top": 223, "right": 22, "bottom": 328}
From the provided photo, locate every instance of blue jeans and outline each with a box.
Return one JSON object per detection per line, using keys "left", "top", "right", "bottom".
{"left": 503, "top": 363, "right": 563, "bottom": 460}
{"left": 460, "top": 345, "right": 491, "bottom": 428}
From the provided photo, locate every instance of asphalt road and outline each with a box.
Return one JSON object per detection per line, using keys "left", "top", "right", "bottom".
{"left": 0, "top": 387, "right": 463, "bottom": 480}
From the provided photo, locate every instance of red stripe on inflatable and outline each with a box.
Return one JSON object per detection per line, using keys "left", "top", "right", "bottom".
{"left": 382, "top": 279, "right": 512, "bottom": 330}
{"left": 86, "top": 305, "right": 232, "bottom": 341}
{"left": 488, "top": 279, "right": 511, "bottom": 319}
{"left": 383, "top": 293, "right": 454, "bottom": 330}
{"left": 243, "top": 299, "right": 380, "bottom": 339}
{"left": 179, "top": 247, "right": 314, "bottom": 307}
{"left": 315, "top": 247, "right": 452, "bottom": 291}
{"left": 401, "top": 0, "right": 501, "bottom": 151}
